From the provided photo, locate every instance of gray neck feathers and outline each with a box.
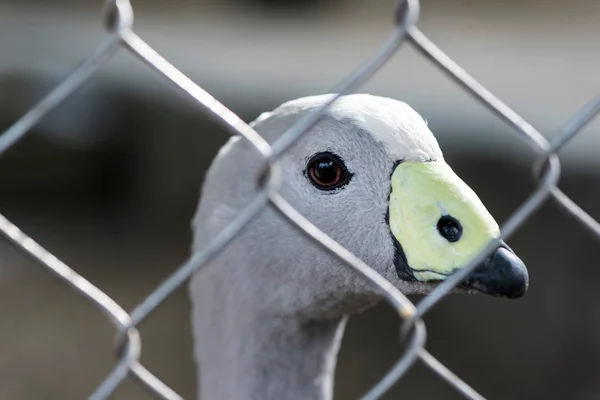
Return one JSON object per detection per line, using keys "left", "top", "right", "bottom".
{"left": 190, "top": 260, "right": 348, "bottom": 400}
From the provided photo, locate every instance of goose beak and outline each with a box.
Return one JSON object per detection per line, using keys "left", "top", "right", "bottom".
{"left": 388, "top": 159, "right": 529, "bottom": 298}
{"left": 460, "top": 244, "right": 528, "bottom": 298}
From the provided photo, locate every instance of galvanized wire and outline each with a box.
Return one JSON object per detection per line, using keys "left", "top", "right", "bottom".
{"left": 0, "top": 0, "right": 598, "bottom": 399}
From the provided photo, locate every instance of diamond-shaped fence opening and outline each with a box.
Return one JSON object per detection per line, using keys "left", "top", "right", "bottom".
{"left": 1, "top": 1, "right": 599, "bottom": 399}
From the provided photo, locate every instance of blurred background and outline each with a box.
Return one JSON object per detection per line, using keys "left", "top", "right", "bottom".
{"left": 0, "top": 0, "right": 599, "bottom": 399}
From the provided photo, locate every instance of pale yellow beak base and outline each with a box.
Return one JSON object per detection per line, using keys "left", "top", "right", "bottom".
{"left": 388, "top": 160, "right": 501, "bottom": 281}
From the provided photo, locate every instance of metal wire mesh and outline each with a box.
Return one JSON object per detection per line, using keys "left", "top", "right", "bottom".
{"left": 1, "top": 0, "right": 600, "bottom": 399}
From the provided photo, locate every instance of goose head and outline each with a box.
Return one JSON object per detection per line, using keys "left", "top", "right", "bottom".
{"left": 191, "top": 93, "right": 528, "bottom": 320}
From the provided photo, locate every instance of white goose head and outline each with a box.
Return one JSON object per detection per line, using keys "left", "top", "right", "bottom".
{"left": 189, "top": 93, "right": 528, "bottom": 400}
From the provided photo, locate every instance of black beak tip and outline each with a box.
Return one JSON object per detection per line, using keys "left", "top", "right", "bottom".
{"left": 465, "top": 246, "right": 529, "bottom": 299}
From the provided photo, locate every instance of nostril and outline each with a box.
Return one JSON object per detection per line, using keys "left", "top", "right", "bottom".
{"left": 437, "top": 215, "right": 462, "bottom": 242}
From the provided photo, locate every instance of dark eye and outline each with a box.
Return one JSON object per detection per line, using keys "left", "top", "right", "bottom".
{"left": 437, "top": 215, "right": 462, "bottom": 242}
{"left": 306, "top": 152, "right": 351, "bottom": 191}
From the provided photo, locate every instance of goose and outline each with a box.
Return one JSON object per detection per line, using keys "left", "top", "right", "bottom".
{"left": 188, "top": 93, "right": 528, "bottom": 400}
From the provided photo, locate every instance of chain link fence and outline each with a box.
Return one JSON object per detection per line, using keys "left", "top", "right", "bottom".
{"left": 1, "top": 0, "right": 600, "bottom": 399}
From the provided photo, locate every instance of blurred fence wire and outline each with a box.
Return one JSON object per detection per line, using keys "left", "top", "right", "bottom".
{"left": 1, "top": 0, "right": 600, "bottom": 399}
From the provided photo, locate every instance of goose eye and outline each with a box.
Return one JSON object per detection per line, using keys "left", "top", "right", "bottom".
{"left": 306, "top": 152, "right": 350, "bottom": 191}
{"left": 437, "top": 215, "right": 462, "bottom": 242}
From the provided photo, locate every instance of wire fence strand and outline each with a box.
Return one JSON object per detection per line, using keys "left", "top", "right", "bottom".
{"left": 1, "top": 0, "right": 599, "bottom": 399}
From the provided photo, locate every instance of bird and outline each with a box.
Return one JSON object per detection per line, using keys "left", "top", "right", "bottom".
{"left": 188, "top": 93, "right": 528, "bottom": 400}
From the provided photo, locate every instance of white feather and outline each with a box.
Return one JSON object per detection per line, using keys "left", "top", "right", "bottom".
{"left": 258, "top": 93, "right": 443, "bottom": 162}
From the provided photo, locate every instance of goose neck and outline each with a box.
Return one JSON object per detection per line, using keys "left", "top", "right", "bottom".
{"left": 194, "top": 301, "right": 347, "bottom": 400}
